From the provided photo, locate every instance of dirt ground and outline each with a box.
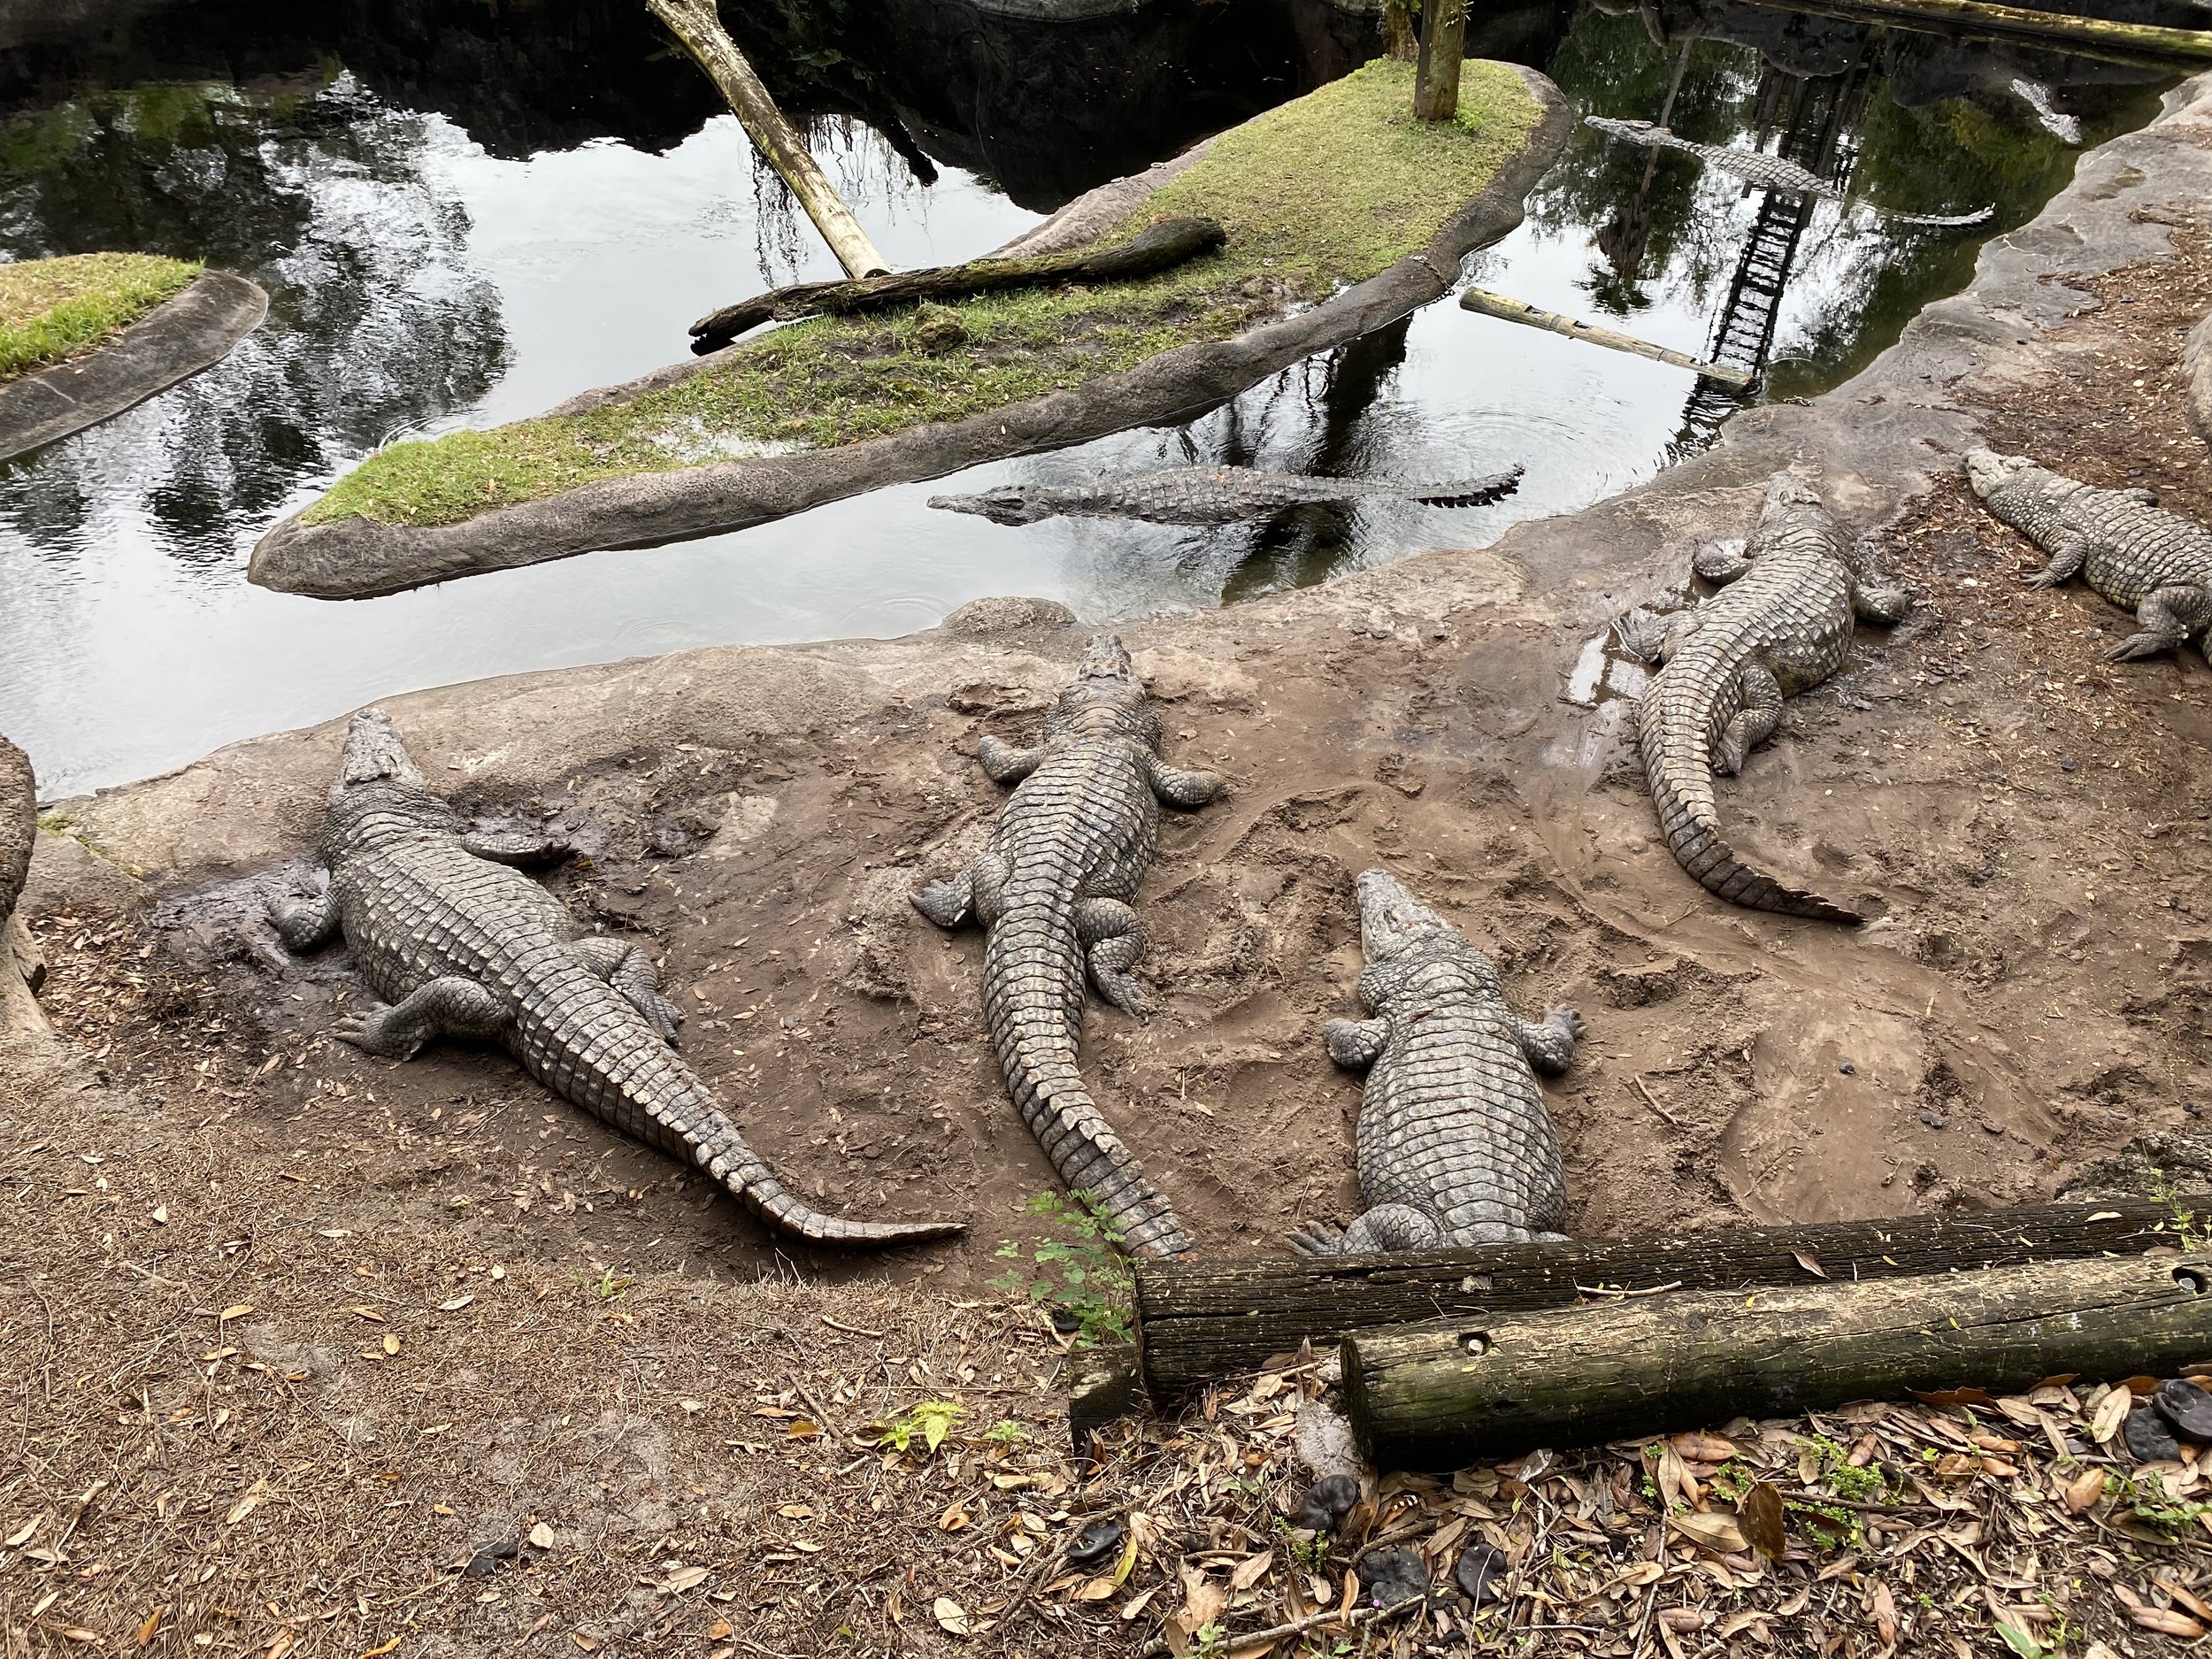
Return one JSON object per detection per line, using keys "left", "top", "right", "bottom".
{"left": 10, "top": 97, "right": 2212, "bottom": 1659}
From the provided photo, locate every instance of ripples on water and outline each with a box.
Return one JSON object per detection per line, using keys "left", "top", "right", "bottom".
{"left": 0, "top": 0, "right": 2174, "bottom": 793}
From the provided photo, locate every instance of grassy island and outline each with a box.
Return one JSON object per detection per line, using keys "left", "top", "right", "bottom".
{"left": 303, "top": 58, "right": 1541, "bottom": 533}
{"left": 0, "top": 252, "right": 204, "bottom": 384}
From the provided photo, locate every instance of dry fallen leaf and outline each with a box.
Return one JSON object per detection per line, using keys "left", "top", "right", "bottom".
{"left": 1071, "top": 1576, "right": 1118, "bottom": 1602}
{"left": 937, "top": 1501, "right": 972, "bottom": 1533}
{"left": 218, "top": 1303, "right": 253, "bottom": 1321}
{"left": 2089, "top": 1386, "right": 2132, "bottom": 1444}
{"left": 1671, "top": 1432, "right": 1739, "bottom": 1464}
{"left": 1870, "top": 1581, "right": 1897, "bottom": 1647}
{"left": 708, "top": 1619, "right": 733, "bottom": 1640}
{"left": 1229, "top": 1551, "right": 1275, "bottom": 1593}
{"left": 1792, "top": 1249, "right": 1828, "bottom": 1279}
{"left": 777, "top": 1504, "right": 814, "bottom": 1520}
{"left": 2062, "top": 1468, "right": 2106, "bottom": 1512}
{"left": 2127, "top": 1606, "right": 2206, "bottom": 1639}
{"left": 381, "top": 1333, "right": 400, "bottom": 1357}
{"left": 933, "top": 1596, "right": 971, "bottom": 1636}
{"left": 438, "top": 1294, "right": 474, "bottom": 1312}
{"left": 4, "top": 1518, "right": 37, "bottom": 1548}
{"left": 661, "top": 1565, "right": 709, "bottom": 1594}
{"left": 224, "top": 1479, "right": 268, "bottom": 1525}
{"left": 1668, "top": 1510, "right": 1748, "bottom": 1555}
{"left": 528, "top": 1523, "right": 556, "bottom": 1549}
{"left": 786, "top": 1419, "right": 819, "bottom": 1440}
{"left": 1738, "top": 1481, "right": 1786, "bottom": 1561}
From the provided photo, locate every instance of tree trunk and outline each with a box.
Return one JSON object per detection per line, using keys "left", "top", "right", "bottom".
{"left": 1413, "top": 0, "right": 1466, "bottom": 121}
{"left": 1343, "top": 1248, "right": 2212, "bottom": 1470}
{"left": 1383, "top": 0, "right": 1421, "bottom": 61}
{"left": 0, "top": 734, "right": 33, "bottom": 930}
{"left": 1460, "top": 287, "right": 1752, "bottom": 386}
{"left": 1733, "top": 0, "right": 2212, "bottom": 65}
{"left": 688, "top": 216, "right": 1225, "bottom": 350}
{"left": 643, "top": 0, "right": 890, "bottom": 279}
{"left": 1133, "top": 1196, "right": 2208, "bottom": 1395}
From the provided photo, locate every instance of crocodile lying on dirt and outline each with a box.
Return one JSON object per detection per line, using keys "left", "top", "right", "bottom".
{"left": 1967, "top": 449, "right": 2212, "bottom": 660}
{"left": 913, "top": 634, "right": 1220, "bottom": 1257}
{"left": 927, "top": 463, "right": 1523, "bottom": 526}
{"left": 1291, "top": 870, "right": 1579, "bottom": 1255}
{"left": 1617, "top": 472, "right": 1910, "bottom": 924}
{"left": 1585, "top": 118, "right": 1993, "bottom": 227}
{"left": 274, "top": 709, "right": 963, "bottom": 1248}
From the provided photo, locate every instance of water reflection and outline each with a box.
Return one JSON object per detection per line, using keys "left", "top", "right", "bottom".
{"left": 0, "top": 0, "right": 2180, "bottom": 795}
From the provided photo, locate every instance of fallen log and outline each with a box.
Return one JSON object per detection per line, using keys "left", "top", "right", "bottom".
{"left": 1133, "top": 1195, "right": 2208, "bottom": 1395}
{"left": 687, "top": 216, "right": 1227, "bottom": 351}
{"left": 645, "top": 0, "right": 889, "bottom": 279}
{"left": 1342, "top": 1248, "right": 2212, "bottom": 1469}
{"left": 1461, "top": 286, "right": 1755, "bottom": 387}
{"left": 1732, "top": 0, "right": 2212, "bottom": 65}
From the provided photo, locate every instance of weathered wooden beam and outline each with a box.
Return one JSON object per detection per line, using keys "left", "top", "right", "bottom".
{"left": 688, "top": 216, "right": 1226, "bottom": 351}
{"left": 1133, "top": 1196, "right": 2209, "bottom": 1395}
{"left": 644, "top": 0, "right": 890, "bottom": 279}
{"left": 1732, "top": 0, "right": 2212, "bottom": 64}
{"left": 1413, "top": 0, "right": 1468, "bottom": 121}
{"left": 1343, "top": 1248, "right": 2212, "bottom": 1469}
{"left": 1460, "top": 286, "right": 1754, "bottom": 387}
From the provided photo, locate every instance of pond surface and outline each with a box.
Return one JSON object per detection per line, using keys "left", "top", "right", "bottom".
{"left": 0, "top": 0, "right": 2176, "bottom": 795}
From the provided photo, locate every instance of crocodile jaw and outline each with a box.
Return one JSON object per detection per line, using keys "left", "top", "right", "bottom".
{"left": 1963, "top": 448, "right": 2037, "bottom": 503}
{"left": 334, "top": 707, "right": 425, "bottom": 799}
{"left": 1352, "top": 868, "right": 1457, "bottom": 963}
{"left": 926, "top": 486, "right": 1052, "bottom": 525}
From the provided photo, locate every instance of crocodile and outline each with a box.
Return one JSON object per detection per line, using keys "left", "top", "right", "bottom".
{"left": 913, "top": 634, "right": 1220, "bottom": 1257}
{"left": 926, "top": 463, "right": 1523, "bottom": 526}
{"left": 1966, "top": 449, "right": 2212, "bottom": 660}
{"left": 1616, "top": 472, "right": 1909, "bottom": 924}
{"left": 1290, "top": 869, "right": 1578, "bottom": 1256}
{"left": 1585, "top": 117, "right": 1993, "bottom": 228}
{"left": 274, "top": 708, "right": 963, "bottom": 1248}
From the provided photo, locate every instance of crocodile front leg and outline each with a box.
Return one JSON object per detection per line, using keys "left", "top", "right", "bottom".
{"left": 1513, "top": 1006, "right": 1585, "bottom": 1076}
{"left": 463, "top": 828, "right": 572, "bottom": 865}
{"left": 270, "top": 886, "right": 342, "bottom": 951}
{"left": 1075, "top": 897, "right": 1148, "bottom": 1015}
{"left": 979, "top": 737, "right": 1045, "bottom": 785}
{"left": 1146, "top": 757, "right": 1222, "bottom": 809}
{"left": 2109, "top": 584, "right": 2212, "bottom": 661}
{"left": 2025, "top": 530, "right": 2089, "bottom": 589}
{"left": 1325, "top": 1017, "right": 1388, "bottom": 1069}
{"left": 334, "top": 975, "right": 508, "bottom": 1059}
{"left": 569, "top": 936, "right": 682, "bottom": 1042}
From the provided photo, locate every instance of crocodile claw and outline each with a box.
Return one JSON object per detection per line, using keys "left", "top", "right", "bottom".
{"left": 2106, "top": 633, "right": 2177, "bottom": 662}
{"left": 1287, "top": 1221, "right": 1345, "bottom": 1256}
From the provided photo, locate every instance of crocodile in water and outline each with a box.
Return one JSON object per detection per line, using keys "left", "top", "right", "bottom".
{"left": 913, "top": 634, "right": 1219, "bottom": 1257}
{"left": 927, "top": 463, "right": 1523, "bottom": 526}
{"left": 274, "top": 709, "right": 963, "bottom": 1248}
{"left": 1585, "top": 118, "right": 1993, "bottom": 227}
{"left": 1291, "top": 870, "right": 1579, "bottom": 1256}
{"left": 1967, "top": 449, "right": 2212, "bottom": 660}
{"left": 1616, "top": 472, "right": 1909, "bottom": 923}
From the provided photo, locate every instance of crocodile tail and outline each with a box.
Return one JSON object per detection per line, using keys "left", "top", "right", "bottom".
{"left": 707, "top": 1148, "right": 969, "bottom": 1247}
{"left": 987, "top": 915, "right": 1194, "bottom": 1258}
{"left": 1412, "top": 465, "right": 1524, "bottom": 507}
{"left": 1643, "top": 705, "right": 1861, "bottom": 924}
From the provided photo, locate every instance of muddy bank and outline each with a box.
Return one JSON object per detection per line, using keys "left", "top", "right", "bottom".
{"left": 10, "top": 69, "right": 2212, "bottom": 1295}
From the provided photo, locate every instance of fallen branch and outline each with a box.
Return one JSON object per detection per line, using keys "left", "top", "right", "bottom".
{"left": 1732, "top": 0, "right": 2212, "bottom": 65}
{"left": 688, "top": 216, "right": 1226, "bottom": 350}
{"left": 1342, "top": 1248, "right": 2212, "bottom": 1468}
{"left": 1460, "top": 286, "right": 1754, "bottom": 387}
{"left": 1133, "top": 1594, "right": 1421, "bottom": 1658}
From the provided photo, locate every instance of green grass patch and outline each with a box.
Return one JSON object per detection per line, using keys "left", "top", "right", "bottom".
{"left": 307, "top": 58, "right": 1540, "bottom": 530}
{"left": 0, "top": 251, "right": 202, "bottom": 383}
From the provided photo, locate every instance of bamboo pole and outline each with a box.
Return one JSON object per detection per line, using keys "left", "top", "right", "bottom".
{"left": 1460, "top": 287, "right": 1754, "bottom": 387}
{"left": 1413, "top": 0, "right": 1467, "bottom": 120}
{"left": 1343, "top": 1248, "right": 2212, "bottom": 1470}
{"left": 1732, "top": 0, "right": 2212, "bottom": 63}
{"left": 643, "top": 0, "right": 890, "bottom": 278}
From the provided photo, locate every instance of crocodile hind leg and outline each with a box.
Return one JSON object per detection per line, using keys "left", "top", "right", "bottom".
{"left": 1691, "top": 539, "right": 1754, "bottom": 585}
{"left": 1513, "top": 1006, "right": 1585, "bottom": 1076}
{"left": 1290, "top": 1204, "right": 1443, "bottom": 1256}
{"left": 462, "top": 827, "right": 572, "bottom": 865}
{"left": 1714, "top": 664, "right": 1784, "bottom": 775}
{"left": 270, "top": 886, "right": 342, "bottom": 951}
{"left": 1324, "top": 1017, "right": 1388, "bottom": 1069}
{"left": 569, "top": 936, "right": 681, "bottom": 1042}
{"left": 1075, "top": 897, "right": 1149, "bottom": 1015}
{"left": 2109, "top": 584, "right": 2212, "bottom": 661}
{"left": 334, "top": 976, "right": 507, "bottom": 1060}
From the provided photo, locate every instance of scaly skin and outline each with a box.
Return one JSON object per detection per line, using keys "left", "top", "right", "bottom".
{"left": 1292, "top": 871, "right": 1580, "bottom": 1256}
{"left": 927, "top": 464, "right": 1522, "bottom": 526}
{"left": 1967, "top": 449, "right": 2212, "bottom": 661}
{"left": 913, "top": 634, "right": 1220, "bottom": 1257}
{"left": 1585, "top": 118, "right": 1993, "bottom": 227}
{"left": 1617, "top": 472, "right": 1909, "bottom": 924}
{"left": 273, "top": 709, "right": 963, "bottom": 1248}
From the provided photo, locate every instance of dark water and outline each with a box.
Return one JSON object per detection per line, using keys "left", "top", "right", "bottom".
{"left": 0, "top": 0, "right": 2176, "bottom": 794}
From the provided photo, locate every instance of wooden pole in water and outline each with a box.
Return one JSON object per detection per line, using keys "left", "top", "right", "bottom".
{"left": 1413, "top": 0, "right": 1467, "bottom": 121}
{"left": 1460, "top": 287, "right": 1754, "bottom": 387}
{"left": 1733, "top": 0, "right": 2212, "bottom": 63}
{"left": 643, "top": 0, "right": 891, "bottom": 279}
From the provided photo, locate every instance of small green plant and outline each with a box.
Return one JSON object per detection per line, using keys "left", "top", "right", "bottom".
{"left": 578, "top": 1265, "right": 632, "bottom": 1301}
{"left": 1274, "top": 1514, "right": 1330, "bottom": 1571}
{"left": 982, "top": 1419, "right": 1029, "bottom": 1448}
{"left": 1191, "top": 1623, "right": 1229, "bottom": 1659}
{"left": 2149, "top": 1168, "right": 2210, "bottom": 1250}
{"left": 874, "top": 1399, "right": 964, "bottom": 1457}
{"left": 2110, "top": 1470, "right": 2212, "bottom": 1541}
{"left": 990, "top": 1190, "right": 1135, "bottom": 1347}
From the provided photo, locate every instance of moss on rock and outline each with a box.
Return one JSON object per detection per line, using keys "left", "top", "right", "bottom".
{"left": 0, "top": 252, "right": 203, "bottom": 384}
{"left": 306, "top": 58, "right": 1540, "bottom": 531}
